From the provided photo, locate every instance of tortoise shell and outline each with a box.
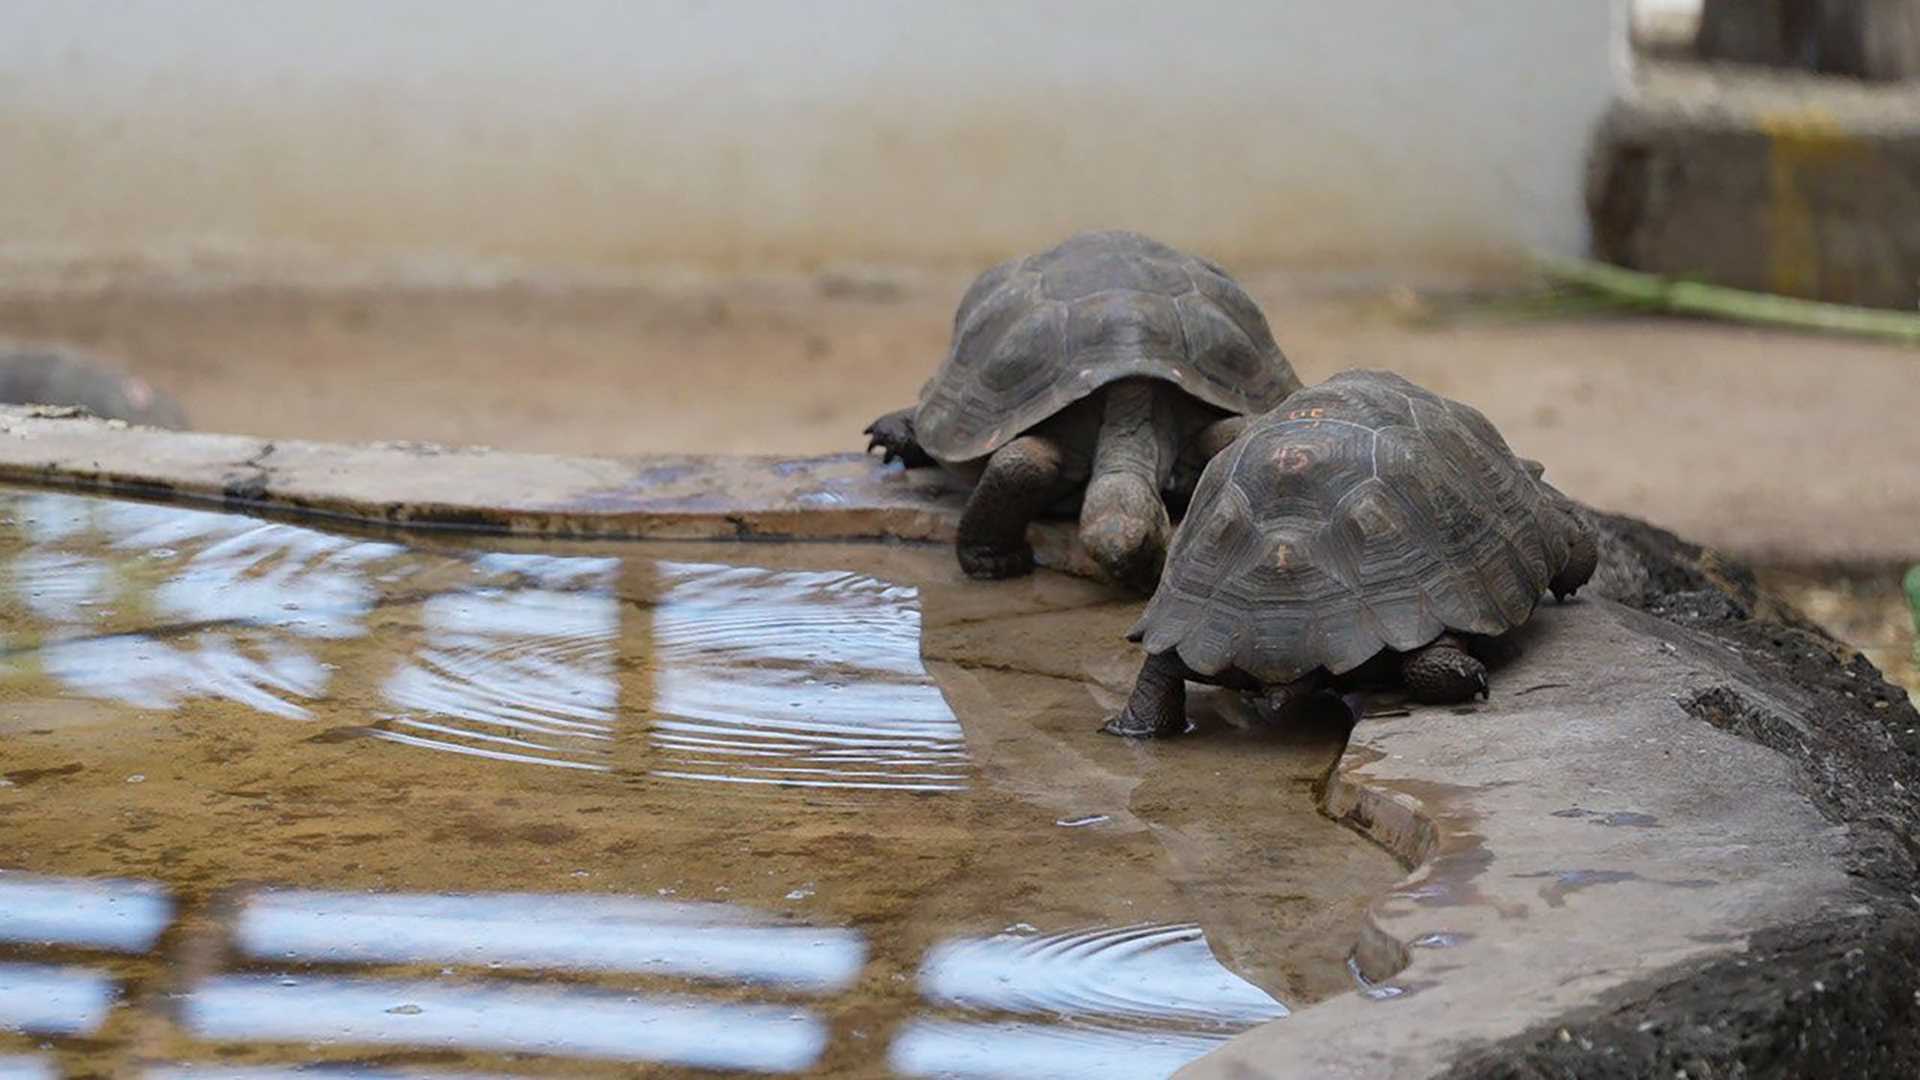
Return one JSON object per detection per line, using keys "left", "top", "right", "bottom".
{"left": 1130, "top": 369, "right": 1570, "bottom": 682}
{"left": 912, "top": 231, "right": 1302, "bottom": 463}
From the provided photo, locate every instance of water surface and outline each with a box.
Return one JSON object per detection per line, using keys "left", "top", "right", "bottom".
{"left": 0, "top": 489, "right": 1398, "bottom": 1078}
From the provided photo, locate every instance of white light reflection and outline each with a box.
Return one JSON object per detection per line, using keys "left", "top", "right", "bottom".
{"left": 144, "top": 1060, "right": 518, "bottom": 1068}
{"left": 184, "top": 975, "right": 827, "bottom": 1073}
{"left": 889, "top": 1018, "right": 1232, "bottom": 1080}
{"left": 40, "top": 634, "right": 327, "bottom": 720}
{"left": 5, "top": 492, "right": 406, "bottom": 719}
{"left": 0, "top": 1057, "right": 55, "bottom": 1080}
{"left": 234, "top": 890, "right": 865, "bottom": 992}
{"left": 0, "top": 872, "right": 173, "bottom": 952}
{"left": 378, "top": 556, "right": 619, "bottom": 771}
{"left": 0, "top": 962, "right": 116, "bottom": 1036}
{"left": 918, "top": 923, "right": 1287, "bottom": 1028}
{"left": 649, "top": 562, "right": 968, "bottom": 792}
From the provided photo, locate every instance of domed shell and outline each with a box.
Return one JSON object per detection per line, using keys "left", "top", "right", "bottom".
{"left": 1130, "top": 369, "right": 1570, "bottom": 682}
{"left": 912, "top": 231, "right": 1302, "bottom": 463}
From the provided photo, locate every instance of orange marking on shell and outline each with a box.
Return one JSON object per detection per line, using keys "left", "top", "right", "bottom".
{"left": 1271, "top": 446, "right": 1314, "bottom": 472}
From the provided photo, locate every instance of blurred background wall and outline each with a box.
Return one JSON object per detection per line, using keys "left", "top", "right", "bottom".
{"left": 3, "top": 1, "right": 1628, "bottom": 275}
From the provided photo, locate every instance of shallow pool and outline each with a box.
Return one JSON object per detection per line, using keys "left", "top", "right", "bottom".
{"left": 0, "top": 490, "right": 1398, "bottom": 1079}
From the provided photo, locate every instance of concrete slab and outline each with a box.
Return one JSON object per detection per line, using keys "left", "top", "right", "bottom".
{"left": 1179, "top": 598, "right": 1863, "bottom": 1079}
{"left": 1592, "top": 60, "right": 1920, "bottom": 309}
{"left": 0, "top": 404, "right": 1095, "bottom": 579}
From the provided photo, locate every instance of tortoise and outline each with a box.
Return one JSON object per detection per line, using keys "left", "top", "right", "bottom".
{"left": 864, "top": 230, "right": 1302, "bottom": 591}
{"left": 1105, "top": 368, "right": 1598, "bottom": 737}
{"left": 0, "top": 345, "right": 189, "bottom": 429}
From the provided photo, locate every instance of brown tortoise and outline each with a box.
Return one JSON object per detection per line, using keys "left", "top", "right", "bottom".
{"left": 1106, "top": 369, "right": 1598, "bottom": 737}
{"left": 865, "top": 230, "right": 1302, "bottom": 591}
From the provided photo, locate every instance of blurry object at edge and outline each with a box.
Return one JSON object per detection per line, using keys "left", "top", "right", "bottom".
{"left": 0, "top": 345, "right": 189, "bottom": 430}
{"left": 1697, "top": 0, "right": 1920, "bottom": 81}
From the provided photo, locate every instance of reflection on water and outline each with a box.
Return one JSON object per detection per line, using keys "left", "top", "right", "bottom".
{"left": 379, "top": 555, "right": 620, "bottom": 771}
{"left": 889, "top": 1019, "right": 1236, "bottom": 1080}
{"left": 143, "top": 1070, "right": 517, "bottom": 1080}
{"left": 10, "top": 551, "right": 112, "bottom": 622}
{"left": 235, "top": 889, "right": 865, "bottom": 991}
{"left": 144, "top": 1060, "right": 518, "bottom": 1068}
{"left": 649, "top": 562, "right": 969, "bottom": 793}
{"left": 4, "top": 493, "right": 404, "bottom": 719}
{"left": 184, "top": 975, "right": 829, "bottom": 1073}
{"left": 887, "top": 924, "right": 1286, "bottom": 1079}
{"left": 0, "top": 962, "right": 115, "bottom": 1037}
{"left": 919, "top": 923, "right": 1287, "bottom": 1029}
{"left": 0, "top": 872, "right": 173, "bottom": 952}
{"left": 0, "top": 490, "right": 1367, "bottom": 1078}
{"left": 0, "top": 1057, "right": 54, "bottom": 1080}
{"left": 40, "top": 633, "right": 329, "bottom": 720}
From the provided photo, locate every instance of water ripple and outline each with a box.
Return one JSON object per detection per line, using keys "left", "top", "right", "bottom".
{"left": 378, "top": 559, "right": 620, "bottom": 771}
{"left": 648, "top": 561, "right": 967, "bottom": 794}
{"left": 918, "top": 923, "right": 1287, "bottom": 1029}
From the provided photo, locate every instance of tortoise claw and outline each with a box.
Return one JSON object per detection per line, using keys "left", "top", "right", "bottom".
{"left": 864, "top": 410, "right": 933, "bottom": 468}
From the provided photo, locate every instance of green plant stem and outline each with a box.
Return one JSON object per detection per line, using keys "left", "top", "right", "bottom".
{"left": 1536, "top": 256, "right": 1920, "bottom": 345}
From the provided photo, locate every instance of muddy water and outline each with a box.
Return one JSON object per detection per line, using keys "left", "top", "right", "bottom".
{"left": 0, "top": 490, "right": 1399, "bottom": 1079}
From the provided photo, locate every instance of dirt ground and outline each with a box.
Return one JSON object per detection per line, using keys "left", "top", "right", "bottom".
{"left": 0, "top": 266, "right": 1913, "bottom": 698}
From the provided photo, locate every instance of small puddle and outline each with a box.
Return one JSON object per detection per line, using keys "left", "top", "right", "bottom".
{"left": 0, "top": 489, "right": 1399, "bottom": 1078}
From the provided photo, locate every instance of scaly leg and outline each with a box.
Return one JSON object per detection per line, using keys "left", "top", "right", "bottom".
{"left": 1080, "top": 381, "right": 1178, "bottom": 592}
{"left": 955, "top": 435, "right": 1066, "bottom": 579}
{"left": 1400, "top": 635, "right": 1489, "bottom": 703}
{"left": 1103, "top": 650, "right": 1189, "bottom": 738}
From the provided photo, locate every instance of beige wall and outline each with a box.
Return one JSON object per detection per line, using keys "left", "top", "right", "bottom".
{"left": 3, "top": 1, "right": 1628, "bottom": 275}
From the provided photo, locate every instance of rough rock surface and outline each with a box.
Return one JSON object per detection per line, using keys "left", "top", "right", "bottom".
{"left": 1422, "top": 514, "right": 1920, "bottom": 1080}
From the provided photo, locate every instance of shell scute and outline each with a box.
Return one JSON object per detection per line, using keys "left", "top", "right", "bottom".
{"left": 1137, "top": 369, "right": 1572, "bottom": 680}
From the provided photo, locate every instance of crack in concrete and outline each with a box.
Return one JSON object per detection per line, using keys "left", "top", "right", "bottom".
{"left": 220, "top": 441, "right": 277, "bottom": 503}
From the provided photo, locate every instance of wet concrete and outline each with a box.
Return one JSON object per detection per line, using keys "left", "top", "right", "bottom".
{"left": 1182, "top": 598, "right": 1863, "bottom": 1079}
{"left": 0, "top": 489, "right": 1395, "bottom": 1078}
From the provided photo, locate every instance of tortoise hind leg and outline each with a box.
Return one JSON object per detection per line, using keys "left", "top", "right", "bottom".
{"left": 864, "top": 407, "right": 936, "bottom": 468}
{"left": 1103, "top": 650, "right": 1189, "bottom": 738}
{"left": 1080, "top": 380, "right": 1178, "bottom": 592}
{"left": 1400, "top": 635, "right": 1488, "bottom": 704}
{"left": 956, "top": 434, "right": 1067, "bottom": 579}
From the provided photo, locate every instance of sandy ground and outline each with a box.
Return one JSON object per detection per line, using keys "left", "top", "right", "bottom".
{"left": 0, "top": 269, "right": 1911, "bottom": 567}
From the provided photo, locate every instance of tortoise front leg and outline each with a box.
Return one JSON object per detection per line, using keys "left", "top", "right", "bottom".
{"left": 864, "top": 407, "right": 936, "bottom": 468}
{"left": 1400, "top": 635, "right": 1489, "bottom": 704}
{"left": 956, "top": 434, "right": 1066, "bottom": 579}
{"left": 1103, "top": 650, "right": 1189, "bottom": 738}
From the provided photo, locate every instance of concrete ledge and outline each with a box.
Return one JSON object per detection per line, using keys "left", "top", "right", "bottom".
{"left": 1590, "top": 61, "right": 1920, "bottom": 309}
{"left": 0, "top": 404, "right": 1097, "bottom": 576}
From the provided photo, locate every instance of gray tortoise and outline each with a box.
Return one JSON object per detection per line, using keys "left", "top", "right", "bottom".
{"left": 0, "top": 345, "right": 188, "bottom": 429}
{"left": 1106, "top": 369, "right": 1598, "bottom": 738}
{"left": 865, "top": 230, "right": 1302, "bottom": 590}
